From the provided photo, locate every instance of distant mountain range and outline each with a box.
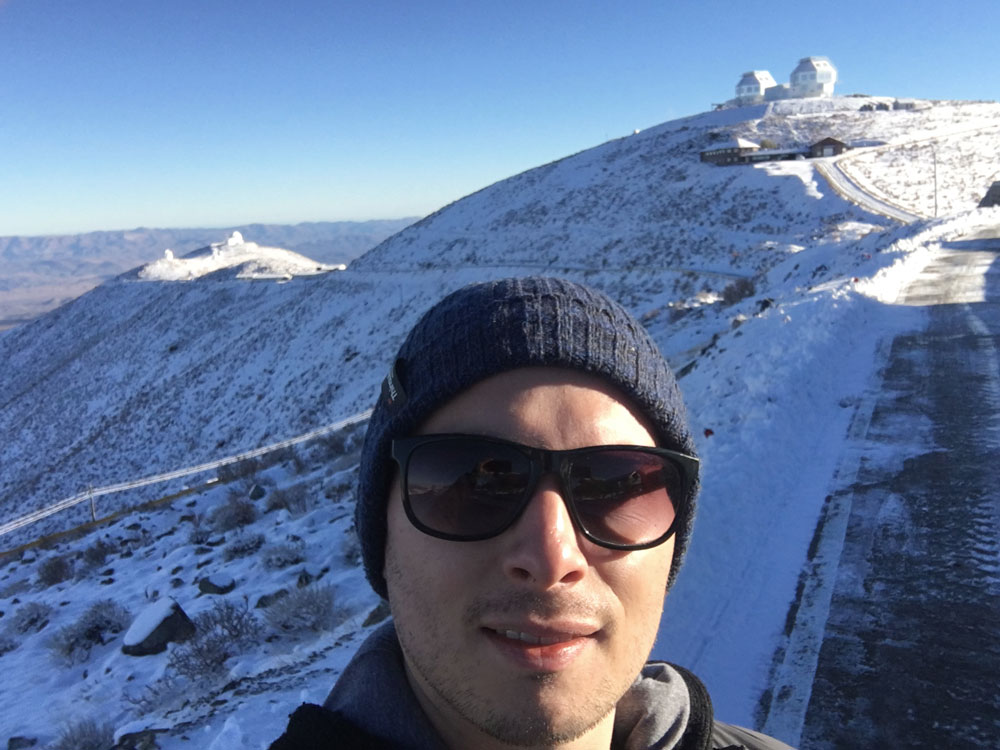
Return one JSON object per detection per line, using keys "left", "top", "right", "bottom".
{"left": 0, "top": 219, "right": 417, "bottom": 328}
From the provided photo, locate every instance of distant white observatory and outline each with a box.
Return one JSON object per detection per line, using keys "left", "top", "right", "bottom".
{"left": 733, "top": 56, "right": 837, "bottom": 105}
{"left": 735, "top": 71, "right": 777, "bottom": 102}
{"left": 790, "top": 56, "right": 837, "bottom": 97}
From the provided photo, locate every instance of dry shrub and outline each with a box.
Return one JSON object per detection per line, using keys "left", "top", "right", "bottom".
{"left": 48, "top": 599, "right": 131, "bottom": 665}
{"left": 53, "top": 718, "right": 115, "bottom": 750}
{"left": 168, "top": 599, "right": 262, "bottom": 681}
{"left": 223, "top": 532, "right": 265, "bottom": 561}
{"left": 82, "top": 538, "right": 116, "bottom": 568}
{"left": 262, "top": 541, "right": 306, "bottom": 570}
{"left": 721, "top": 277, "right": 756, "bottom": 306}
{"left": 264, "top": 584, "right": 336, "bottom": 634}
{"left": 10, "top": 601, "right": 52, "bottom": 634}
{"left": 266, "top": 484, "right": 309, "bottom": 515}
{"left": 38, "top": 555, "right": 73, "bottom": 587}
{"left": 211, "top": 498, "right": 258, "bottom": 532}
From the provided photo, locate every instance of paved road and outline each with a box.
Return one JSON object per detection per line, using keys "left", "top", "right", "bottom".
{"left": 815, "top": 159, "right": 923, "bottom": 224}
{"left": 762, "top": 237, "right": 1000, "bottom": 748}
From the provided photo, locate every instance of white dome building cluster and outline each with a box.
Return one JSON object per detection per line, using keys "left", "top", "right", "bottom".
{"left": 733, "top": 56, "right": 837, "bottom": 105}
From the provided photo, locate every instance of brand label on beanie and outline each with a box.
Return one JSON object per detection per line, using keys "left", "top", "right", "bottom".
{"left": 381, "top": 359, "right": 408, "bottom": 410}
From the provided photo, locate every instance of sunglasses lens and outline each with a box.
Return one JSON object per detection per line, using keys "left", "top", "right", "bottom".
{"left": 566, "top": 450, "right": 680, "bottom": 546}
{"left": 405, "top": 440, "right": 531, "bottom": 538}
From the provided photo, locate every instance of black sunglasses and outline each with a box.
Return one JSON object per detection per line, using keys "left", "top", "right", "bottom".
{"left": 391, "top": 434, "right": 698, "bottom": 551}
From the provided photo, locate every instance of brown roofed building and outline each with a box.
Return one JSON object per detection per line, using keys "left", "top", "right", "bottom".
{"left": 809, "top": 138, "right": 849, "bottom": 158}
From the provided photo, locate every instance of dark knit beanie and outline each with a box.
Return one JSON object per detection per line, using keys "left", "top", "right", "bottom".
{"left": 356, "top": 276, "right": 699, "bottom": 598}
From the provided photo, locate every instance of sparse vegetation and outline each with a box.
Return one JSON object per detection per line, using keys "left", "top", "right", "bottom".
{"left": 324, "top": 473, "right": 356, "bottom": 502}
{"left": 263, "top": 584, "right": 336, "bottom": 634}
{"left": 47, "top": 599, "right": 131, "bottom": 665}
{"left": 216, "top": 456, "right": 260, "bottom": 484}
{"left": 721, "top": 277, "right": 757, "bottom": 306}
{"left": 316, "top": 430, "right": 347, "bottom": 457}
{"left": 52, "top": 718, "right": 115, "bottom": 750}
{"left": 10, "top": 601, "right": 52, "bottom": 634}
{"left": 0, "top": 632, "right": 17, "bottom": 657}
{"left": 122, "top": 672, "right": 184, "bottom": 717}
{"left": 187, "top": 515, "right": 213, "bottom": 545}
{"left": 262, "top": 541, "right": 306, "bottom": 570}
{"left": 81, "top": 538, "right": 116, "bottom": 568}
{"left": 211, "top": 497, "right": 258, "bottom": 532}
{"left": 37, "top": 555, "right": 73, "bottom": 587}
{"left": 266, "top": 484, "right": 309, "bottom": 515}
{"left": 223, "top": 532, "right": 265, "bottom": 561}
{"left": 168, "top": 598, "right": 262, "bottom": 681}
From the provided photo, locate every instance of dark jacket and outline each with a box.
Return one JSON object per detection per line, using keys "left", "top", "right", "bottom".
{"left": 270, "top": 622, "right": 793, "bottom": 750}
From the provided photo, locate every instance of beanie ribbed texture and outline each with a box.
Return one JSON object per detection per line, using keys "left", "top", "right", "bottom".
{"left": 356, "top": 277, "right": 698, "bottom": 598}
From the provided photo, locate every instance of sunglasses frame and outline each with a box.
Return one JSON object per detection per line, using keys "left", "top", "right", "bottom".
{"left": 390, "top": 433, "right": 699, "bottom": 551}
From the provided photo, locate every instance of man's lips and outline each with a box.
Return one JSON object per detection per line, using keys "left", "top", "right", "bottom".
{"left": 484, "top": 624, "right": 598, "bottom": 644}
{"left": 481, "top": 622, "right": 599, "bottom": 670}
{"left": 489, "top": 628, "right": 578, "bottom": 646}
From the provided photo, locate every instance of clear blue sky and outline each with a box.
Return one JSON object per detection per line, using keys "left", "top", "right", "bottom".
{"left": 1, "top": 0, "right": 996, "bottom": 236}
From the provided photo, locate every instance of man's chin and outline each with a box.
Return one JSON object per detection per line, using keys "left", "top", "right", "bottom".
{"left": 457, "top": 679, "right": 617, "bottom": 748}
{"left": 468, "top": 699, "right": 615, "bottom": 749}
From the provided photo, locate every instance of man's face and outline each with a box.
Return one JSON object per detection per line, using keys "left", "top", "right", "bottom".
{"left": 383, "top": 367, "right": 675, "bottom": 749}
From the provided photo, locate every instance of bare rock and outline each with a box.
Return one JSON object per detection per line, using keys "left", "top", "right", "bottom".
{"left": 198, "top": 572, "right": 236, "bottom": 595}
{"left": 122, "top": 598, "right": 195, "bottom": 656}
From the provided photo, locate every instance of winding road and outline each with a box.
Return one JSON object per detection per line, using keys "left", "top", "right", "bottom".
{"left": 815, "top": 159, "right": 922, "bottom": 224}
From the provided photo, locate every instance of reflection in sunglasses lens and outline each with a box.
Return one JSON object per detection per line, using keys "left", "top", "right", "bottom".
{"left": 408, "top": 442, "right": 529, "bottom": 536}
{"left": 568, "top": 451, "right": 677, "bottom": 546}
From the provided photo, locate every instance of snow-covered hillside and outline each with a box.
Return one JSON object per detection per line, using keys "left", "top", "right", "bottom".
{"left": 0, "top": 96, "right": 998, "bottom": 748}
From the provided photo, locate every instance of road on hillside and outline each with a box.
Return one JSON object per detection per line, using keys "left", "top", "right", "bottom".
{"left": 772, "top": 236, "right": 1000, "bottom": 748}
{"left": 814, "top": 160, "right": 923, "bottom": 224}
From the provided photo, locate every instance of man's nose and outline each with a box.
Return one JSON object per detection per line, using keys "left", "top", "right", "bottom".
{"left": 500, "top": 475, "right": 588, "bottom": 589}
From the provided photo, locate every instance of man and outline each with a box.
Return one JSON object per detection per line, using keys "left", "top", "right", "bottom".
{"left": 272, "top": 277, "right": 792, "bottom": 749}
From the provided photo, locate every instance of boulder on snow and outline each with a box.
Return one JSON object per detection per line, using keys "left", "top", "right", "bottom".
{"left": 198, "top": 572, "right": 236, "bottom": 595}
{"left": 248, "top": 483, "right": 267, "bottom": 501}
{"left": 113, "top": 728, "right": 167, "bottom": 749}
{"left": 121, "top": 598, "right": 195, "bottom": 656}
{"left": 7, "top": 738, "right": 38, "bottom": 750}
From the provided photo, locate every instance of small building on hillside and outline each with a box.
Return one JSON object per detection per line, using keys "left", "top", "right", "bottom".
{"left": 744, "top": 147, "right": 803, "bottom": 163}
{"left": 700, "top": 138, "right": 761, "bottom": 165}
{"left": 809, "top": 137, "right": 849, "bottom": 158}
{"left": 790, "top": 56, "right": 838, "bottom": 98}
{"left": 701, "top": 136, "right": 850, "bottom": 166}
{"left": 980, "top": 181, "right": 1000, "bottom": 208}
{"left": 735, "top": 71, "right": 777, "bottom": 105}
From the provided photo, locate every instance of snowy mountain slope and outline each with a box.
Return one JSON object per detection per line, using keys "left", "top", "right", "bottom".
{"left": 1, "top": 97, "right": 999, "bottom": 748}
{"left": 354, "top": 109, "right": 874, "bottom": 282}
